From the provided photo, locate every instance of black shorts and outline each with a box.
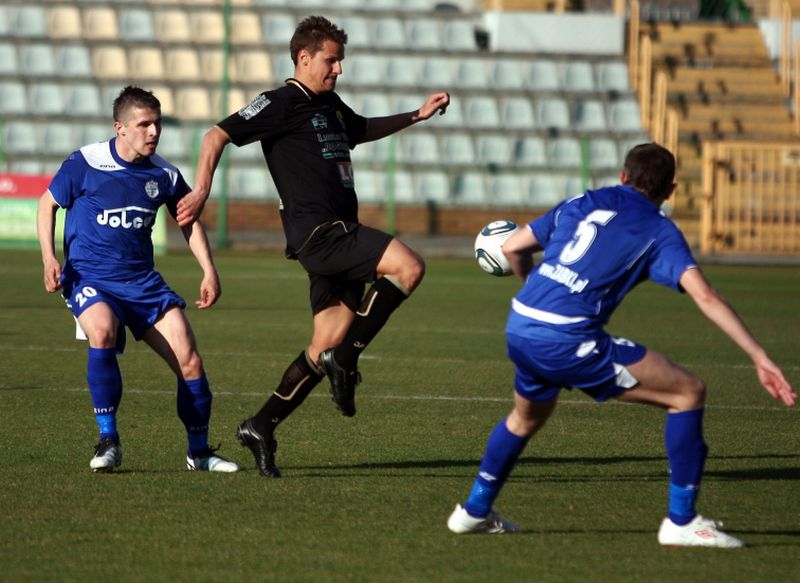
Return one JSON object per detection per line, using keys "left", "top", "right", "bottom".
{"left": 296, "top": 221, "right": 393, "bottom": 314}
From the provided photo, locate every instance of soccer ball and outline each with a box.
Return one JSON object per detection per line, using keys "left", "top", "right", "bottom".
{"left": 474, "top": 220, "right": 519, "bottom": 276}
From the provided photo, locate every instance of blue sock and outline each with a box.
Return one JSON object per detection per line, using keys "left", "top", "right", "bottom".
{"left": 87, "top": 347, "right": 123, "bottom": 440}
{"left": 464, "top": 419, "right": 529, "bottom": 518}
{"left": 177, "top": 374, "right": 212, "bottom": 456}
{"left": 665, "top": 408, "right": 708, "bottom": 525}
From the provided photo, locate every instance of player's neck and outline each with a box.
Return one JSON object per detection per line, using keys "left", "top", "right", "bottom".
{"left": 113, "top": 137, "right": 148, "bottom": 165}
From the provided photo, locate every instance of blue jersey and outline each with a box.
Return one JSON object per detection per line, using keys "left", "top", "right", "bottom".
{"left": 49, "top": 139, "right": 190, "bottom": 281}
{"left": 508, "top": 185, "right": 696, "bottom": 340}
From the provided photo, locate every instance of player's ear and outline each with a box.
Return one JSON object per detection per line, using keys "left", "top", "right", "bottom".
{"left": 619, "top": 171, "right": 629, "bottom": 184}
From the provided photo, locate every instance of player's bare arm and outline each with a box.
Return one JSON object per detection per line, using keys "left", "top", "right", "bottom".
{"left": 680, "top": 267, "right": 796, "bottom": 407}
{"left": 360, "top": 92, "right": 450, "bottom": 143}
{"left": 36, "top": 190, "right": 62, "bottom": 293}
{"left": 501, "top": 224, "right": 541, "bottom": 281}
{"left": 181, "top": 221, "right": 221, "bottom": 309}
{"left": 176, "top": 126, "right": 231, "bottom": 227}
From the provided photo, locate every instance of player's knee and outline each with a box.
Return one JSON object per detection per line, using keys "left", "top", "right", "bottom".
{"left": 85, "top": 325, "right": 117, "bottom": 349}
{"left": 399, "top": 255, "right": 426, "bottom": 292}
{"left": 680, "top": 374, "right": 706, "bottom": 408}
{"left": 180, "top": 351, "right": 204, "bottom": 380}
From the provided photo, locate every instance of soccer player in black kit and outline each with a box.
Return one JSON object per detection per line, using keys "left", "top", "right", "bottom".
{"left": 176, "top": 16, "right": 450, "bottom": 477}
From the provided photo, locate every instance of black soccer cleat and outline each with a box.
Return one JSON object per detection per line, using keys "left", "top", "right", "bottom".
{"left": 319, "top": 348, "right": 361, "bottom": 417}
{"left": 235, "top": 419, "right": 281, "bottom": 478}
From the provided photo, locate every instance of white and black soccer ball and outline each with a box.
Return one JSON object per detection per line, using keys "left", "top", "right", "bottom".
{"left": 474, "top": 220, "right": 519, "bottom": 276}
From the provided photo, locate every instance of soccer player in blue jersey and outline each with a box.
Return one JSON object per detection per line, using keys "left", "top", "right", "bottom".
{"left": 447, "top": 143, "right": 796, "bottom": 546}
{"left": 36, "top": 86, "right": 239, "bottom": 474}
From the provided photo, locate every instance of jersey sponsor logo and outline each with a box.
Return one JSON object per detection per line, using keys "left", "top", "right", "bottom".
{"left": 97, "top": 206, "right": 157, "bottom": 229}
{"left": 311, "top": 113, "right": 328, "bottom": 130}
{"left": 238, "top": 94, "right": 271, "bottom": 120}
{"left": 538, "top": 262, "right": 589, "bottom": 294}
{"left": 144, "top": 179, "right": 159, "bottom": 199}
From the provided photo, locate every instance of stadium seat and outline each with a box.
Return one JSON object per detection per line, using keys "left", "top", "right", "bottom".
{"left": 9, "top": 160, "right": 44, "bottom": 175}
{"left": 156, "top": 126, "right": 189, "bottom": 161}
{"left": 354, "top": 169, "right": 383, "bottom": 203}
{"left": 588, "top": 138, "right": 620, "bottom": 169}
{"left": 564, "top": 175, "right": 587, "bottom": 198}
{"left": 119, "top": 8, "right": 155, "bottom": 41}
{"left": 574, "top": 99, "right": 608, "bottom": 132}
{"left": 406, "top": 17, "right": 442, "bottom": 50}
{"left": 440, "top": 133, "right": 476, "bottom": 165}
{"left": 359, "top": 93, "right": 392, "bottom": 118}
{"left": 47, "top": 6, "right": 82, "bottom": 40}
{"left": 548, "top": 137, "right": 583, "bottom": 168}
{"left": 231, "top": 12, "right": 262, "bottom": 45}
{"left": 596, "top": 61, "right": 630, "bottom": 93}
{"left": 0, "top": 81, "right": 28, "bottom": 115}
{"left": 30, "top": 83, "right": 66, "bottom": 116}
{"left": 452, "top": 171, "right": 486, "bottom": 205}
{"left": 528, "top": 172, "right": 567, "bottom": 207}
{"left": 82, "top": 7, "right": 119, "bottom": 41}
{"left": 236, "top": 51, "right": 272, "bottom": 84}
{"left": 11, "top": 6, "right": 47, "bottom": 38}
{"left": 3, "top": 122, "right": 39, "bottom": 154}
{"left": 262, "top": 13, "right": 296, "bottom": 47}
{"left": 500, "top": 97, "right": 536, "bottom": 130}
{"left": 348, "top": 55, "right": 386, "bottom": 87}
{"left": 513, "top": 136, "right": 547, "bottom": 167}
{"left": 425, "top": 95, "right": 463, "bottom": 128}
{"left": 128, "top": 47, "right": 165, "bottom": 81}
{"left": 338, "top": 16, "right": 370, "bottom": 49}
{"left": 0, "top": 43, "right": 18, "bottom": 75}
{"left": 154, "top": 9, "right": 191, "bottom": 43}
{"left": 229, "top": 166, "right": 278, "bottom": 200}
{"left": 190, "top": 11, "right": 224, "bottom": 44}
{"left": 149, "top": 85, "right": 175, "bottom": 117}
{"left": 211, "top": 87, "right": 248, "bottom": 118}
{"left": 65, "top": 83, "right": 103, "bottom": 117}
{"left": 608, "top": 99, "right": 643, "bottom": 132}
{"left": 465, "top": 96, "right": 501, "bottom": 129}
{"left": 92, "top": 47, "right": 129, "bottom": 80}
{"left": 398, "top": 132, "right": 440, "bottom": 165}
{"left": 42, "top": 123, "right": 75, "bottom": 156}
{"left": 562, "top": 60, "right": 596, "bottom": 93}
{"left": 442, "top": 20, "right": 477, "bottom": 52}
{"left": 415, "top": 170, "right": 450, "bottom": 203}
{"left": 271, "top": 55, "right": 294, "bottom": 82}
{"left": 55, "top": 45, "right": 92, "bottom": 79}
{"left": 527, "top": 59, "right": 561, "bottom": 92}
{"left": 419, "top": 57, "right": 455, "bottom": 89}
{"left": 476, "top": 134, "right": 513, "bottom": 165}
{"left": 164, "top": 48, "right": 201, "bottom": 82}
{"left": 76, "top": 123, "right": 113, "bottom": 146}
{"left": 387, "top": 170, "right": 416, "bottom": 204}
{"left": 252, "top": 0, "right": 289, "bottom": 6}
{"left": 228, "top": 141, "right": 263, "bottom": 162}
{"left": 372, "top": 17, "right": 406, "bottom": 50}
{"left": 198, "top": 49, "right": 234, "bottom": 83}
{"left": 19, "top": 44, "right": 56, "bottom": 77}
{"left": 536, "top": 98, "right": 571, "bottom": 130}
{"left": 383, "top": 56, "right": 420, "bottom": 89}
{"left": 174, "top": 87, "right": 212, "bottom": 121}
{"left": 491, "top": 61, "right": 526, "bottom": 91}
{"left": 488, "top": 173, "right": 525, "bottom": 206}
{"left": 454, "top": 58, "right": 490, "bottom": 90}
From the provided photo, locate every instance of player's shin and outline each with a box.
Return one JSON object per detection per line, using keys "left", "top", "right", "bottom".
{"left": 177, "top": 374, "right": 212, "bottom": 456}
{"left": 334, "top": 276, "right": 409, "bottom": 369}
{"left": 464, "top": 418, "right": 530, "bottom": 518}
{"left": 664, "top": 408, "right": 708, "bottom": 525}
{"left": 87, "top": 347, "right": 123, "bottom": 439}
{"left": 251, "top": 351, "right": 324, "bottom": 436}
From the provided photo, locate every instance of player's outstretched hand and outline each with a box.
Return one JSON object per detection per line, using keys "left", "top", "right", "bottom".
{"left": 196, "top": 271, "right": 221, "bottom": 309}
{"left": 755, "top": 355, "right": 797, "bottom": 407}
{"left": 43, "top": 257, "right": 62, "bottom": 293}
{"left": 415, "top": 92, "right": 451, "bottom": 121}
{"left": 176, "top": 190, "right": 206, "bottom": 227}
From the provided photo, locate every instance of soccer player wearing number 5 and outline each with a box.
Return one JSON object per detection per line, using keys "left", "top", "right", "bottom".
{"left": 36, "top": 86, "right": 238, "bottom": 474}
{"left": 447, "top": 144, "right": 796, "bottom": 546}
{"left": 175, "top": 16, "right": 450, "bottom": 477}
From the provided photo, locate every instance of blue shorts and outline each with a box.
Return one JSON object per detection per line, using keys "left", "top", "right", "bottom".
{"left": 507, "top": 329, "right": 647, "bottom": 403}
{"left": 62, "top": 270, "right": 185, "bottom": 352}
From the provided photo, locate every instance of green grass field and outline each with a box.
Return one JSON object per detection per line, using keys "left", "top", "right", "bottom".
{"left": 1, "top": 248, "right": 798, "bottom": 582}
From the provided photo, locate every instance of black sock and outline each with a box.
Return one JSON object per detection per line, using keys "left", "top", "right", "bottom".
{"left": 251, "top": 351, "right": 323, "bottom": 436}
{"left": 334, "top": 277, "right": 409, "bottom": 369}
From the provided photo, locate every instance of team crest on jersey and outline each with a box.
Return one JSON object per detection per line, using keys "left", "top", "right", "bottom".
{"left": 239, "top": 94, "right": 271, "bottom": 120}
{"left": 144, "top": 179, "right": 159, "bottom": 199}
{"left": 311, "top": 114, "right": 328, "bottom": 130}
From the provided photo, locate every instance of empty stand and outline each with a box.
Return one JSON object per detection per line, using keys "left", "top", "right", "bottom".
{"left": 119, "top": 8, "right": 155, "bottom": 42}
{"left": 82, "top": 7, "right": 119, "bottom": 41}
{"left": 47, "top": 6, "right": 82, "bottom": 40}
{"left": 440, "top": 133, "right": 476, "bottom": 165}
{"left": 92, "top": 47, "right": 129, "bottom": 80}
{"left": 415, "top": 170, "right": 450, "bottom": 202}
{"left": 55, "top": 46, "right": 93, "bottom": 79}
{"left": 11, "top": 6, "right": 47, "bottom": 39}
{"left": 154, "top": 9, "right": 191, "bottom": 43}
{"left": 19, "top": 44, "right": 56, "bottom": 77}
{"left": 128, "top": 47, "right": 165, "bottom": 81}
{"left": 66, "top": 83, "right": 104, "bottom": 117}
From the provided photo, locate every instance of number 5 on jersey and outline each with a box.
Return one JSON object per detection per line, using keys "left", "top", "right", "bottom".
{"left": 559, "top": 210, "right": 617, "bottom": 265}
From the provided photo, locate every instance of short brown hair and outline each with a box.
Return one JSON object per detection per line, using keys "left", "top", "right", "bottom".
{"left": 289, "top": 16, "right": 347, "bottom": 65}
{"left": 623, "top": 143, "right": 675, "bottom": 201}
{"left": 112, "top": 86, "right": 161, "bottom": 123}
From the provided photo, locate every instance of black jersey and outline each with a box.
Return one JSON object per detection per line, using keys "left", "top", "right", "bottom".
{"left": 219, "top": 79, "right": 368, "bottom": 257}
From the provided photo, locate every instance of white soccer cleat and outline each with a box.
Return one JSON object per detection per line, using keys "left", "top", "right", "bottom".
{"left": 90, "top": 437, "right": 123, "bottom": 472}
{"left": 447, "top": 504, "right": 521, "bottom": 534}
{"left": 658, "top": 515, "right": 745, "bottom": 548}
{"left": 186, "top": 447, "right": 239, "bottom": 473}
